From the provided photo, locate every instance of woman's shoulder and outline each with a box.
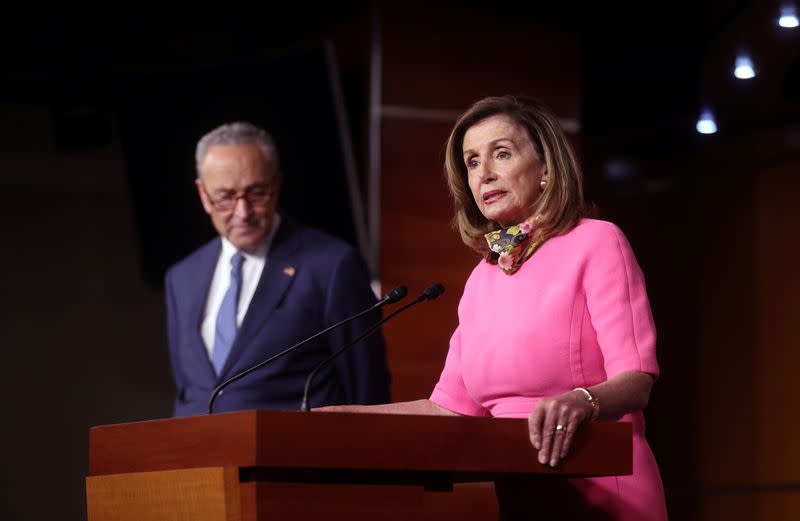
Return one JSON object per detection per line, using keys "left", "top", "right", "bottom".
{"left": 560, "top": 218, "right": 629, "bottom": 247}
{"left": 572, "top": 217, "right": 625, "bottom": 234}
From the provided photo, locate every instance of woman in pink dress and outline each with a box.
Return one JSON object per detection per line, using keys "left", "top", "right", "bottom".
{"left": 324, "top": 95, "right": 668, "bottom": 520}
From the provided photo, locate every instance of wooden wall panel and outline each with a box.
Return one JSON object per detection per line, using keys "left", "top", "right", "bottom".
{"left": 380, "top": 6, "right": 580, "bottom": 117}
{"left": 694, "top": 166, "right": 759, "bottom": 487}
{"left": 754, "top": 160, "right": 800, "bottom": 506}
{"left": 380, "top": 117, "right": 480, "bottom": 401}
{"left": 378, "top": 8, "right": 581, "bottom": 404}
{"left": 686, "top": 136, "right": 800, "bottom": 520}
{"left": 697, "top": 490, "right": 800, "bottom": 521}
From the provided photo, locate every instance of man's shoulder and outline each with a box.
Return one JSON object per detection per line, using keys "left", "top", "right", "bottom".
{"left": 165, "top": 237, "right": 220, "bottom": 281}
{"left": 282, "top": 220, "right": 361, "bottom": 259}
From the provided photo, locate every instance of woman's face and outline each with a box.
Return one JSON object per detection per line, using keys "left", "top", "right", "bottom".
{"left": 462, "top": 114, "right": 547, "bottom": 227}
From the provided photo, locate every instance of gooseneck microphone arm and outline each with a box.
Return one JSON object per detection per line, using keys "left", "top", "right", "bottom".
{"left": 300, "top": 283, "right": 445, "bottom": 412}
{"left": 207, "top": 285, "right": 408, "bottom": 414}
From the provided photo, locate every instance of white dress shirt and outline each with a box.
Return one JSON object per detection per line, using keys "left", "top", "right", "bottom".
{"left": 200, "top": 214, "right": 282, "bottom": 358}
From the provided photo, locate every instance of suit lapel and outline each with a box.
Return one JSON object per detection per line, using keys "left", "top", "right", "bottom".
{"left": 218, "top": 221, "right": 301, "bottom": 379}
{"left": 190, "top": 239, "right": 222, "bottom": 381}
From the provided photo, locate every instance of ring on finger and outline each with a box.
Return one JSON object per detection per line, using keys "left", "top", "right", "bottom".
{"left": 555, "top": 424, "right": 566, "bottom": 433}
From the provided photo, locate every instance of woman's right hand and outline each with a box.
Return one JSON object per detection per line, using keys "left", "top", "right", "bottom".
{"left": 527, "top": 390, "right": 594, "bottom": 468}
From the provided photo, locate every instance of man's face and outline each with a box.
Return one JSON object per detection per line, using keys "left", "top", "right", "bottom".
{"left": 195, "top": 143, "right": 280, "bottom": 253}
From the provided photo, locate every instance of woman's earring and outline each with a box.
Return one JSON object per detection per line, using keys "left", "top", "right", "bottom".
{"left": 540, "top": 179, "right": 547, "bottom": 190}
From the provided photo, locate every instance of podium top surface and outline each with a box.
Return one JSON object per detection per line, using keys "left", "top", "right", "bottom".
{"left": 88, "top": 410, "right": 631, "bottom": 480}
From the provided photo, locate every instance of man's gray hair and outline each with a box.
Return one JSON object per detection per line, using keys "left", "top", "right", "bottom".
{"left": 195, "top": 121, "right": 279, "bottom": 178}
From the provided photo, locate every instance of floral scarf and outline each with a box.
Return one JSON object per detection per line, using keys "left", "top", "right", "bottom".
{"left": 484, "top": 216, "right": 543, "bottom": 275}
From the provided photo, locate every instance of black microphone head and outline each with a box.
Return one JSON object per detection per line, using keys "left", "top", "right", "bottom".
{"left": 422, "top": 283, "right": 445, "bottom": 301}
{"left": 384, "top": 285, "right": 408, "bottom": 304}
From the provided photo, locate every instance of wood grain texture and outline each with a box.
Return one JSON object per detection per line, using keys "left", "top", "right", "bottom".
{"left": 89, "top": 410, "right": 258, "bottom": 475}
{"left": 86, "top": 467, "right": 240, "bottom": 521}
{"left": 88, "top": 410, "right": 632, "bottom": 479}
{"left": 379, "top": 118, "right": 480, "bottom": 401}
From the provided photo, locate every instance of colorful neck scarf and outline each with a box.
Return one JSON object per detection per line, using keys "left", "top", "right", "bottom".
{"left": 484, "top": 217, "right": 543, "bottom": 275}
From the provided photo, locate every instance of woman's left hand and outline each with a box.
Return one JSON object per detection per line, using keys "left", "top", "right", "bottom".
{"left": 527, "top": 390, "right": 593, "bottom": 467}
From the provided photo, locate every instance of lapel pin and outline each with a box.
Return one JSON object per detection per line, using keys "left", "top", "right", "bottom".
{"left": 283, "top": 266, "right": 296, "bottom": 277}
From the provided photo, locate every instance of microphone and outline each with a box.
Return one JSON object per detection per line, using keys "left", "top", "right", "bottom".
{"left": 299, "top": 283, "right": 445, "bottom": 411}
{"left": 382, "top": 285, "right": 409, "bottom": 304}
{"left": 207, "top": 285, "right": 408, "bottom": 414}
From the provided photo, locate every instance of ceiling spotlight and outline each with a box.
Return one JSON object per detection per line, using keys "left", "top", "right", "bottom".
{"left": 696, "top": 109, "right": 718, "bottom": 135}
{"left": 734, "top": 55, "right": 756, "bottom": 79}
{"left": 779, "top": 4, "right": 799, "bottom": 27}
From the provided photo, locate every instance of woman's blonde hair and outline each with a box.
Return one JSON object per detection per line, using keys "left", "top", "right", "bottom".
{"left": 444, "top": 95, "right": 590, "bottom": 261}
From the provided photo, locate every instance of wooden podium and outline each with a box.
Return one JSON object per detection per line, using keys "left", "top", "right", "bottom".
{"left": 86, "top": 410, "right": 631, "bottom": 520}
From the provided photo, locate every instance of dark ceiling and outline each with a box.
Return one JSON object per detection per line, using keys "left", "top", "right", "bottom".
{"left": 582, "top": 2, "right": 799, "bottom": 146}
{"left": 1, "top": 5, "right": 797, "bottom": 150}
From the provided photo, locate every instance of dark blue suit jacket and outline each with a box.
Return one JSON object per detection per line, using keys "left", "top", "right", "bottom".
{"left": 165, "top": 219, "right": 391, "bottom": 417}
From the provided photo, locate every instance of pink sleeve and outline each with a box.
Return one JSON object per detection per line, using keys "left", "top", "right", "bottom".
{"left": 584, "top": 223, "right": 659, "bottom": 379}
{"left": 430, "top": 326, "right": 490, "bottom": 416}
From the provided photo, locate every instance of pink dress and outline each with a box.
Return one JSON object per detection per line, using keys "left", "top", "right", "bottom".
{"left": 430, "top": 219, "right": 668, "bottom": 521}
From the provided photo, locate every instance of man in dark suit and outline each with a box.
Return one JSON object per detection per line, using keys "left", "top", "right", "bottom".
{"left": 165, "top": 121, "right": 391, "bottom": 417}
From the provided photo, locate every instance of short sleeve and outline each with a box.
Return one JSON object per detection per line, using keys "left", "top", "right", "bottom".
{"left": 584, "top": 223, "right": 659, "bottom": 379}
{"left": 430, "top": 326, "right": 490, "bottom": 416}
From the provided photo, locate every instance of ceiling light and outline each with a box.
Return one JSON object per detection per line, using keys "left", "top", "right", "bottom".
{"left": 779, "top": 4, "right": 799, "bottom": 27}
{"left": 734, "top": 55, "right": 756, "bottom": 79}
{"left": 696, "top": 109, "right": 718, "bottom": 135}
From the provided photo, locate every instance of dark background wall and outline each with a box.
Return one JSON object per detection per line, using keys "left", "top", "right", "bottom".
{"left": 1, "top": 4, "right": 798, "bottom": 520}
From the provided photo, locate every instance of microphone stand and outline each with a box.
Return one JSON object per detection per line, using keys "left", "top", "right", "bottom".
{"left": 300, "top": 283, "right": 444, "bottom": 412}
{"left": 207, "top": 286, "right": 407, "bottom": 414}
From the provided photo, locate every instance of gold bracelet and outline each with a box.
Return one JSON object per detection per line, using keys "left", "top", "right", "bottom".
{"left": 574, "top": 387, "right": 599, "bottom": 421}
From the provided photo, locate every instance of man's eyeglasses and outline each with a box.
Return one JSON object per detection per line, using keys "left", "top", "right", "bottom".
{"left": 203, "top": 184, "right": 273, "bottom": 212}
